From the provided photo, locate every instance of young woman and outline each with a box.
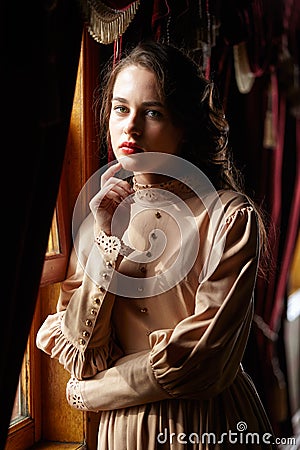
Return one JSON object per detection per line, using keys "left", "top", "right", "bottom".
{"left": 36, "top": 41, "right": 277, "bottom": 449}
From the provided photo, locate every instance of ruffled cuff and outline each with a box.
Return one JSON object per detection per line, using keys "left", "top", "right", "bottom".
{"left": 36, "top": 311, "right": 110, "bottom": 379}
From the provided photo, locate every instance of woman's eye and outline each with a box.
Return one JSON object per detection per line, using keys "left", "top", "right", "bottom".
{"left": 146, "top": 109, "right": 162, "bottom": 119}
{"left": 114, "top": 105, "right": 128, "bottom": 114}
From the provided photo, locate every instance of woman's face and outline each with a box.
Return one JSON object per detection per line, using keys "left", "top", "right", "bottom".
{"left": 108, "top": 65, "right": 184, "bottom": 178}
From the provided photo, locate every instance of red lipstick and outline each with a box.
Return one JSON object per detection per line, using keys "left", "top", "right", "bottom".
{"left": 119, "top": 142, "right": 143, "bottom": 155}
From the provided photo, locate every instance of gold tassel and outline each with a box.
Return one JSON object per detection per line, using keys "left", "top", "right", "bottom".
{"left": 233, "top": 42, "right": 255, "bottom": 94}
{"left": 82, "top": 0, "right": 141, "bottom": 44}
{"left": 263, "top": 81, "right": 277, "bottom": 149}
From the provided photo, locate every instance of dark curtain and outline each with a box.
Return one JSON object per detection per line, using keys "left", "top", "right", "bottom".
{"left": 1, "top": 0, "right": 83, "bottom": 447}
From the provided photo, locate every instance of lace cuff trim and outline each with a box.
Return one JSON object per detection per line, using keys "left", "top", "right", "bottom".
{"left": 66, "top": 376, "right": 88, "bottom": 411}
{"left": 95, "top": 230, "right": 133, "bottom": 264}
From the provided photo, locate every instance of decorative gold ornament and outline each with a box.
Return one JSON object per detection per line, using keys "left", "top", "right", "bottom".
{"left": 81, "top": 0, "right": 141, "bottom": 44}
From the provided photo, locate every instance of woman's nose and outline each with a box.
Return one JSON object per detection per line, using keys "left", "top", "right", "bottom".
{"left": 123, "top": 114, "right": 142, "bottom": 136}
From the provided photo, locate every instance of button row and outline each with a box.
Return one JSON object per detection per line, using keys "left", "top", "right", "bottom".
{"left": 78, "top": 280, "right": 110, "bottom": 346}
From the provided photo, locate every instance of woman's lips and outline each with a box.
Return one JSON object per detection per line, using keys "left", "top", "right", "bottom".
{"left": 119, "top": 142, "right": 143, "bottom": 155}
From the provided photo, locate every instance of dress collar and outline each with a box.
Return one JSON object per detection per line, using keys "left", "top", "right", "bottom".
{"left": 132, "top": 177, "right": 195, "bottom": 201}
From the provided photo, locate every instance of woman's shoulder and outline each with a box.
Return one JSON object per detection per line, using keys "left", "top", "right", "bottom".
{"left": 217, "top": 189, "right": 253, "bottom": 212}
{"left": 214, "top": 190, "right": 258, "bottom": 229}
{"left": 187, "top": 188, "right": 255, "bottom": 222}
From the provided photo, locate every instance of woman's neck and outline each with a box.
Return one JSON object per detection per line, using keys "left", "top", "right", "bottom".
{"left": 133, "top": 173, "right": 174, "bottom": 186}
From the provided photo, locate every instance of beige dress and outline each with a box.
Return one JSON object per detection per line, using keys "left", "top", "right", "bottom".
{"left": 36, "top": 180, "right": 277, "bottom": 449}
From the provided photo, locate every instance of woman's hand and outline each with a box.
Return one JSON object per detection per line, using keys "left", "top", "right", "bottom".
{"left": 89, "top": 162, "right": 133, "bottom": 236}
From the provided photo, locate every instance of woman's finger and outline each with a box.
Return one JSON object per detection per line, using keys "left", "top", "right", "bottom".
{"left": 100, "top": 162, "right": 122, "bottom": 187}
{"left": 91, "top": 179, "right": 132, "bottom": 205}
{"left": 102, "top": 177, "right": 133, "bottom": 194}
{"left": 89, "top": 180, "right": 132, "bottom": 214}
{"left": 105, "top": 184, "right": 131, "bottom": 200}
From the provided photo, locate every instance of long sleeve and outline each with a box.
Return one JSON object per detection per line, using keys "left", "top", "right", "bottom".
{"left": 70, "top": 203, "right": 260, "bottom": 411}
{"left": 36, "top": 213, "right": 121, "bottom": 379}
{"left": 149, "top": 206, "right": 258, "bottom": 399}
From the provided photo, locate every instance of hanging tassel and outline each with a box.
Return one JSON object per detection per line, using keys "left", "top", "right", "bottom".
{"left": 263, "top": 71, "right": 278, "bottom": 149}
{"left": 233, "top": 42, "right": 255, "bottom": 94}
{"left": 81, "top": 0, "right": 140, "bottom": 45}
{"left": 113, "top": 35, "right": 123, "bottom": 65}
{"left": 263, "top": 109, "right": 275, "bottom": 150}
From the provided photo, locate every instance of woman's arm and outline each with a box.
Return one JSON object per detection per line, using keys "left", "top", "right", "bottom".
{"left": 36, "top": 213, "right": 121, "bottom": 379}
{"left": 36, "top": 163, "right": 133, "bottom": 379}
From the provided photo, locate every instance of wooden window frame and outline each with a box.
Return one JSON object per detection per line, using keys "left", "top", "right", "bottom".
{"left": 40, "top": 182, "right": 71, "bottom": 287}
{"left": 5, "top": 308, "right": 42, "bottom": 450}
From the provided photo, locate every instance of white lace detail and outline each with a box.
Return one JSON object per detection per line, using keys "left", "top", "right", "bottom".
{"left": 95, "top": 230, "right": 133, "bottom": 263}
{"left": 132, "top": 177, "right": 195, "bottom": 202}
{"left": 66, "top": 376, "right": 88, "bottom": 410}
{"left": 95, "top": 232, "right": 121, "bottom": 263}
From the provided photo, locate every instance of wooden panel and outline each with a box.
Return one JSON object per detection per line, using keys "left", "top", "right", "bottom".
{"left": 64, "top": 28, "right": 101, "bottom": 220}
{"left": 39, "top": 284, "right": 85, "bottom": 443}
{"left": 37, "top": 28, "right": 103, "bottom": 447}
{"left": 289, "top": 232, "right": 300, "bottom": 294}
{"left": 5, "top": 419, "right": 35, "bottom": 450}
{"left": 85, "top": 412, "right": 100, "bottom": 450}
{"left": 31, "top": 443, "right": 85, "bottom": 450}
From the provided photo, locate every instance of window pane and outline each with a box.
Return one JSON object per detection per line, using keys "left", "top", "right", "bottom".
{"left": 10, "top": 352, "right": 29, "bottom": 426}
{"left": 10, "top": 382, "right": 22, "bottom": 423}
{"left": 46, "top": 209, "right": 61, "bottom": 256}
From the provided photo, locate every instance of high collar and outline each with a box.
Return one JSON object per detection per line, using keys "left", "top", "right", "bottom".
{"left": 132, "top": 176, "right": 195, "bottom": 201}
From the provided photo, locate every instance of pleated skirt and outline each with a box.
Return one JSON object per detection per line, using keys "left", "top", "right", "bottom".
{"left": 97, "top": 371, "right": 278, "bottom": 449}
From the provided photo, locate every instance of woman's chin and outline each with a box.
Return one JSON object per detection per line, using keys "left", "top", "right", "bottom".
{"left": 117, "top": 152, "right": 175, "bottom": 176}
